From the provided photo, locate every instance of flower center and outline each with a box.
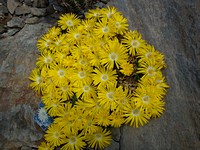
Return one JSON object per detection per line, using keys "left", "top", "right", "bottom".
{"left": 74, "top": 33, "right": 80, "bottom": 39}
{"left": 95, "top": 134, "right": 102, "bottom": 140}
{"left": 131, "top": 40, "right": 140, "bottom": 47}
{"left": 66, "top": 20, "right": 73, "bottom": 26}
{"left": 115, "top": 22, "right": 121, "bottom": 28}
{"left": 107, "top": 92, "right": 114, "bottom": 100}
{"left": 102, "top": 26, "right": 109, "bottom": 33}
{"left": 147, "top": 66, "right": 156, "bottom": 76}
{"left": 109, "top": 52, "right": 118, "bottom": 61}
{"left": 53, "top": 132, "right": 59, "bottom": 139}
{"left": 101, "top": 74, "right": 108, "bottom": 81}
{"left": 83, "top": 85, "right": 90, "bottom": 92}
{"left": 142, "top": 95, "right": 150, "bottom": 103}
{"left": 132, "top": 109, "right": 140, "bottom": 116}
{"left": 69, "top": 136, "right": 77, "bottom": 144}
{"left": 36, "top": 76, "right": 43, "bottom": 84}
{"left": 44, "top": 56, "right": 53, "bottom": 64}
{"left": 146, "top": 52, "right": 154, "bottom": 59}
{"left": 78, "top": 71, "right": 86, "bottom": 79}
{"left": 58, "top": 69, "right": 65, "bottom": 77}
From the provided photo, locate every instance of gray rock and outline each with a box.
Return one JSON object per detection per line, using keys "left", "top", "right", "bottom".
{"left": 7, "top": 0, "right": 22, "bottom": 14}
{"left": 7, "top": 28, "right": 20, "bottom": 36}
{"left": 15, "top": 5, "right": 30, "bottom": 15}
{"left": 33, "top": 0, "right": 48, "bottom": 8}
{"left": 107, "top": 0, "right": 200, "bottom": 150}
{"left": 30, "top": 7, "right": 46, "bottom": 16}
{"left": 0, "top": 24, "right": 6, "bottom": 34}
{"left": 105, "top": 140, "right": 119, "bottom": 150}
{"left": 25, "top": 16, "right": 40, "bottom": 24}
{"left": 24, "top": 0, "right": 33, "bottom": 6}
{"left": 0, "top": 0, "right": 6, "bottom": 6}
{"left": 0, "top": 5, "right": 8, "bottom": 15}
{"left": 7, "top": 17, "right": 24, "bottom": 28}
{"left": 110, "top": 127, "right": 121, "bottom": 142}
{"left": 0, "top": 22, "right": 52, "bottom": 149}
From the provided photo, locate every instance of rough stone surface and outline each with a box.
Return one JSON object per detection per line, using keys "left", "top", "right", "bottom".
{"left": 7, "top": 0, "right": 22, "bottom": 14}
{"left": 107, "top": 0, "right": 200, "bottom": 149}
{"left": 25, "top": 16, "right": 40, "bottom": 24}
{"left": 33, "top": 0, "right": 49, "bottom": 8}
{"left": 7, "top": 17, "right": 24, "bottom": 28}
{"left": 30, "top": 7, "right": 46, "bottom": 16}
{"left": 105, "top": 140, "right": 119, "bottom": 150}
{"left": 7, "top": 28, "right": 20, "bottom": 36}
{"left": 15, "top": 5, "right": 31, "bottom": 15}
{"left": 0, "top": 22, "right": 52, "bottom": 149}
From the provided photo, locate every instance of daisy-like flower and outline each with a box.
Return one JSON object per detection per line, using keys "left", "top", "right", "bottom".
{"left": 93, "top": 66, "right": 117, "bottom": 86}
{"left": 94, "top": 18, "right": 115, "bottom": 38}
{"left": 46, "top": 26, "right": 61, "bottom": 38}
{"left": 94, "top": 109, "right": 111, "bottom": 127}
{"left": 49, "top": 34, "right": 66, "bottom": 53}
{"left": 66, "top": 26, "right": 83, "bottom": 44}
{"left": 109, "top": 111, "right": 125, "bottom": 128}
{"left": 37, "top": 34, "right": 52, "bottom": 53}
{"left": 81, "top": 18, "right": 96, "bottom": 32}
{"left": 61, "top": 131, "right": 86, "bottom": 150}
{"left": 150, "top": 99, "right": 165, "bottom": 118}
{"left": 38, "top": 107, "right": 49, "bottom": 122}
{"left": 85, "top": 7, "right": 102, "bottom": 20}
{"left": 70, "top": 67, "right": 93, "bottom": 87}
{"left": 82, "top": 115, "right": 99, "bottom": 135}
{"left": 58, "top": 13, "right": 81, "bottom": 30}
{"left": 45, "top": 123, "right": 66, "bottom": 147}
{"left": 56, "top": 82, "right": 74, "bottom": 100}
{"left": 44, "top": 99, "right": 65, "bottom": 117}
{"left": 123, "top": 101, "right": 150, "bottom": 128}
{"left": 86, "top": 127, "right": 112, "bottom": 150}
{"left": 36, "top": 51, "right": 54, "bottom": 69}
{"left": 48, "top": 63, "right": 69, "bottom": 86}
{"left": 101, "top": 6, "right": 121, "bottom": 19}
{"left": 100, "top": 38, "right": 128, "bottom": 69}
{"left": 120, "top": 62, "right": 134, "bottom": 76}
{"left": 73, "top": 81, "right": 97, "bottom": 99}
{"left": 97, "top": 82, "right": 119, "bottom": 111}
{"left": 122, "top": 30, "right": 147, "bottom": 56}
{"left": 38, "top": 142, "right": 54, "bottom": 150}
{"left": 137, "top": 61, "right": 163, "bottom": 77}
{"left": 29, "top": 68, "right": 45, "bottom": 94}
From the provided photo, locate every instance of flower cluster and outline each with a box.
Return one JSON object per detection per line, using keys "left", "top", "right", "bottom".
{"left": 29, "top": 6, "right": 169, "bottom": 150}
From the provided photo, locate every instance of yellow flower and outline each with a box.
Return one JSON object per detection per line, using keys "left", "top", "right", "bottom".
{"left": 36, "top": 51, "right": 54, "bottom": 69}
{"left": 45, "top": 123, "right": 65, "bottom": 147}
{"left": 101, "top": 6, "right": 121, "bottom": 19}
{"left": 46, "top": 26, "right": 61, "bottom": 38}
{"left": 120, "top": 62, "right": 134, "bottom": 76}
{"left": 122, "top": 30, "right": 147, "bottom": 56}
{"left": 61, "top": 132, "right": 86, "bottom": 150}
{"left": 29, "top": 68, "right": 45, "bottom": 94}
{"left": 85, "top": 7, "right": 102, "bottom": 20}
{"left": 86, "top": 127, "right": 112, "bottom": 150}
{"left": 58, "top": 13, "right": 80, "bottom": 30}
{"left": 49, "top": 34, "right": 66, "bottom": 53}
{"left": 109, "top": 111, "right": 125, "bottom": 128}
{"left": 82, "top": 115, "right": 99, "bottom": 135}
{"left": 93, "top": 66, "right": 117, "bottom": 86}
{"left": 38, "top": 142, "right": 54, "bottom": 150}
{"left": 97, "top": 82, "right": 119, "bottom": 111}
{"left": 94, "top": 109, "right": 111, "bottom": 127}
{"left": 37, "top": 34, "right": 52, "bottom": 52}
{"left": 100, "top": 38, "right": 128, "bottom": 69}
{"left": 94, "top": 18, "right": 115, "bottom": 38}
{"left": 123, "top": 101, "right": 150, "bottom": 128}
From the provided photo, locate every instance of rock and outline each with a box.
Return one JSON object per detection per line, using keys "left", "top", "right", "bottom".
{"left": 24, "top": 0, "right": 33, "bottom": 6}
{"left": 7, "top": 0, "right": 22, "bottom": 14}
{"left": 7, "top": 28, "right": 20, "bottom": 36}
{"left": 15, "top": 5, "right": 31, "bottom": 15}
{"left": 105, "top": 140, "right": 119, "bottom": 150}
{"left": 25, "top": 16, "right": 40, "bottom": 24}
{"left": 107, "top": 0, "right": 200, "bottom": 149}
{"left": 7, "top": 17, "right": 24, "bottom": 28}
{"left": 30, "top": 7, "right": 46, "bottom": 16}
{"left": 0, "top": 0, "right": 6, "bottom": 6}
{"left": 0, "top": 22, "right": 52, "bottom": 149}
{"left": 110, "top": 127, "right": 121, "bottom": 142}
{"left": 33, "top": 0, "right": 49, "bottom": 8}
{"left": 0, "top": 24, "right": 6, "bottom": 34}
{"left": 0, "top": 5, "right": 8, "bottom": 15}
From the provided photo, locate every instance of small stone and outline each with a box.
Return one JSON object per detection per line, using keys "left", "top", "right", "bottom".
{"left": 15, "top": 5, "right": 30, "bottom": 15}
{"left": 25, "top": 17, "right": 39, "bottom": 24}
{"left": 0, "top": 0, "right": 6, "bottom": 6}
{"left": 110, "top": 128, "right": 121, "bottom": 142}
{"left": 7, "top": 17, "right": 24, "bottom": 28}
{"left": 0, "top": 6, "right": 8, "bottom": 15}
{"left": 7, "top": 0, "right": 22, "bottom": 14}
{"left": 33, "top": 0, "right": 48, "bottom": 8}
{"left": 30, "top": 7, "right": 46, "bottom": 16}
{"left": 104, "top": 140, "right": 119, "bottom": 150}
{"left": 0, "top": 24, "right": 6, "bottom": 34}
{"left": 24, "top": 0, "right": 33, "bottom": 6}
{"left": 7, "top": 28, "right": 20, "bottom": 36}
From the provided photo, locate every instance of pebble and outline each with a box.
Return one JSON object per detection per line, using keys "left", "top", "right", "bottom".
{"left": 25, "top": 16, "right": 40, "bottom": 24}
{"left": 7, "top": 0, "right": 22, "bottom": 14}
{"left": 30, "top": 7, "right": 46, "bottom": 16}
{"left": 15, "top": 5, "right": 31, "bottom": 15}
{"left": 7, "top": 17, "right": 24, "bottom": 28}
